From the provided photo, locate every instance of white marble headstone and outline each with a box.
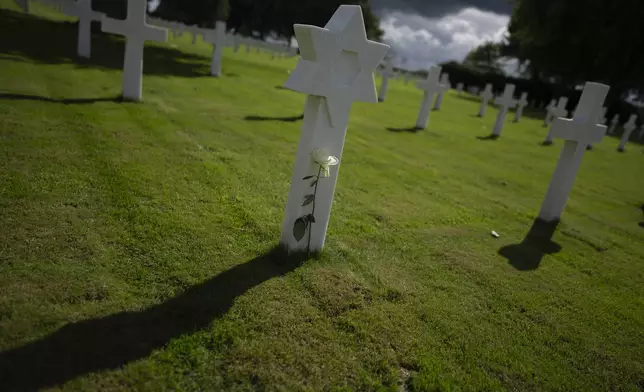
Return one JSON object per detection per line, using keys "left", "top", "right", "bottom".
{"left": 544, "top": 98, "right": 568, "bottom": 127}
{"left": 414, "top": 66, "right": 443, "bottom": 130}
{"left": 618, "top": 114, "right": 638, "bottom": 152}
{"left": 478, "top": 83, "right": 493, "bottom": 117}
{"left": 279, "top": 5, "right": 389, "bottom": 253}
{"left": 377, "top": 59, "right": 393, "bottom": 102}
{"left": 607, "top": 114, "right": 619, "bottom": 135}
{"left": 538, "top": 82, "right": 609, "bottom": 222}
{"left": 514, "top": 92, "right": 529, "bottom": 123}
{"left": 456, "top": 82, "right": 464, "bottom": 95}
{"left": 432, "top": 73, "right": 450, "bottom": 110}
{"left": 62, "top": 0, "right": 104, "bottom": 59}
{"left": 203, "top": 20, "right": 227, "bottom": 77}
{"left": 491, "top": 84, "right": 517, "bottom": 137}
{"left": 101, "top": 0, "right": 168, "bottom": 101}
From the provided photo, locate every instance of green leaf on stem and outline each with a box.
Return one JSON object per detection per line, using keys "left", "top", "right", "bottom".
{"left": 302, "top": 194, "right": 314, "bottom": 206}
{"left": 310, "top": 179, "right": 318, "bottom": 187}
{"left": 293, "top": 217, "right": 307, "bottom": 242}
{"left": 302, "top": 175, "right": 315, "bottom": 180}
{"left": 307, "top": 214, "right": 316, "bottom": 223}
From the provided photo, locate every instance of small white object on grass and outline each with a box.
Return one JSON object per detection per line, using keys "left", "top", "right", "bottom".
{"left": 491, "top": 231, "right": 500, "bottom": 238}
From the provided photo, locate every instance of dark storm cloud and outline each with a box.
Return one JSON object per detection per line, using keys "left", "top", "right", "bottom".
{"left": 371, "top": 0, "right": 513, "bottom": 18}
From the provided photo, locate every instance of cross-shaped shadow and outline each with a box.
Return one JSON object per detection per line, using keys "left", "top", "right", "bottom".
{"left": 0, "top": 246, "right": 308, "bottom": 390}
{"left": 244, "top": 114, "right": 304, "bottom": 122}
{"left": 477, "top": 134, "right": 500, "bottom": 141}
{"left": 498, "top": 219, "right": 562, "bottom": 271}
{"left": 0, "top": 93, "right": 123, "bottom": 104}
{"left": 386, "top": 126, "right": 421, "bottom": 133}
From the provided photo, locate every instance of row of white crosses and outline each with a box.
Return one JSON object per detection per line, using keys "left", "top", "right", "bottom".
{"left": 282, "top": 7, "right": 622, "bottom": 250}
{"left": 26, "top": 0, "right": 270, "bottom": 100}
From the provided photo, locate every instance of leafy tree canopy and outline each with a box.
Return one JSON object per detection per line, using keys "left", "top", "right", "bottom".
{"left": 505, "top": 0, "right": 644, "bottom": 97}
{"left": 95, "top": 0, "right": 384, "bottom": 42}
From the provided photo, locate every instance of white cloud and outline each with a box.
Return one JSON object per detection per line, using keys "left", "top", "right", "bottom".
{"left": 379, "top": 7, "right": 509, "bottom": 71}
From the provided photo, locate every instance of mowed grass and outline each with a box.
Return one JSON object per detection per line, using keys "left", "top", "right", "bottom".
{"left": 1, "top": 2, "right": 643, "bottom": 391}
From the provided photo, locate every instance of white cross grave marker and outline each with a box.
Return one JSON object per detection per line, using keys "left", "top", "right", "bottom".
{"left": 618, "top": 114, "right": 638, "bottom": 152}
{"left": 414, "top": 66, "right": 443, "bottom": 130}
{"left": 456, "top": 82, "right": 464, "bottom": 95}
{"left": 513, "top": 92, "right": 529, "bottom": 122}
{"left": 478, "top": 83, "right": 493, "bottom": 117}
{"left": 432, "top": 73, "right": 450, "bottom": 110}
{"left": 491, "top": 84, "right": 517, "bottom": 137}
{"left": 543, "top": 97, "right": 569, "bottom": 144}
{"left": 538, "top": 82, "right": 609, "bottom": 222}
{"left": 544, "top": 97, "right": 568, "bottom": 128}
{"left": 377, "top": 59, "right": 393, "bottom": 102}
{"left": 204, "top": 20, "right": 227, "bottom": 77}
{"left": 279, "top": 5, "right": 389, "bottom": 253}
{"left": 62, "top": 0, "right": 104, "bottom": 59}
{"left": 101, "top": 0, "right": 167, "bottom": 101}
{"left": 599, "top": 107, "right": 607, "bottom": 125}
{"left": 607, "top": 114, "right": 619, "bottom": 135}
{"left": 586, "top": 107, "right": 608, "bottom": 150}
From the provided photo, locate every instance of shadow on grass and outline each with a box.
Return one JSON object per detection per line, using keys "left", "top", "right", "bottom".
{"left": 498, "top": 219, "right": 562, "bottom": 271}
{"left": 0, "top": 92, "right": 123, "bottom": 104}
{"left": 244, "top": 114, "right": 304, "bottom": 122}
{"left": 540, "top": 140, "right": 554, "bottom": 146}
{"left": 477, "top": 134, "right": 500, "bottom": 141}
{"left": 386, "top": 126, "right": 421, "bottom": 133}
{"left": 0, "top": 9, "right": 211, "bottom": 77}
{"left": 0, "top": 246, "right": 309, "bottom": 390}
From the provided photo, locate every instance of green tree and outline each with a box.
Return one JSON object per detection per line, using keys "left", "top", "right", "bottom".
{"left": 505, "top": 0, "right": 644, "bottom": 96}
{"left": 463, "top": 41, "right": 504, "bottom": 74}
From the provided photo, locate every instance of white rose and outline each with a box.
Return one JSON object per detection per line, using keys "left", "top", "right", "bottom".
{"left": 310, "top": 148, "right": 339, "bottom": 178}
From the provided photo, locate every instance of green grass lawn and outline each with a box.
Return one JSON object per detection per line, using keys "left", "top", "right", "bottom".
{"left": 1, "top": 2, "right": 643, "bottom": 391}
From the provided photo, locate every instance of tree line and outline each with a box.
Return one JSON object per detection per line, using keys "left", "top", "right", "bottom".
{"left": 463, "top": 0, "right": 644, "bottom": 103}
{"left": 94, "top": 0, "right": 384, "bottom": 43}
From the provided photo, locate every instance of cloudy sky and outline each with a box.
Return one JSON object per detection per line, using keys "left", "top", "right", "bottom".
{"left": 371, "top": 0, "right": 514, "bottom": 70}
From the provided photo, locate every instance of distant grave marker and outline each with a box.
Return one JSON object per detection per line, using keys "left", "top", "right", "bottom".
{"left": 432, "top": 73, "right": 450, "bottom": 110}
{"left": 377, "top": 59, "right": 393, "bottom": 102}
{"left": 204, "top": 21, "right": 227, "bottom": 77}
{"left": 101, "top": 0, "right": 168, "bottom": 101}
{"left": 414, "top": 66, "right": 443, "bottom": 130}
{"left": 618, "top": 114, "right": 638, "bottom": 152}
{"left": 63, "top": 0, "right": 104, "bottom": 58}
{"left": 514, "top": 92, "right": 529, "bottom": 123}
{"left": 478, "top": 84, "right": 493, "bottom": 117}
{"left": 543, "top": 97, "right": 569, "bottom": 144}
{"left": 538, "top": 82, "right": 609, "bottom": 222}
{"left": 491, "top": 84, "right": 517, "bottom": 137}
{"left": 607, "top": 114, "right": 619, "bottom": 134}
